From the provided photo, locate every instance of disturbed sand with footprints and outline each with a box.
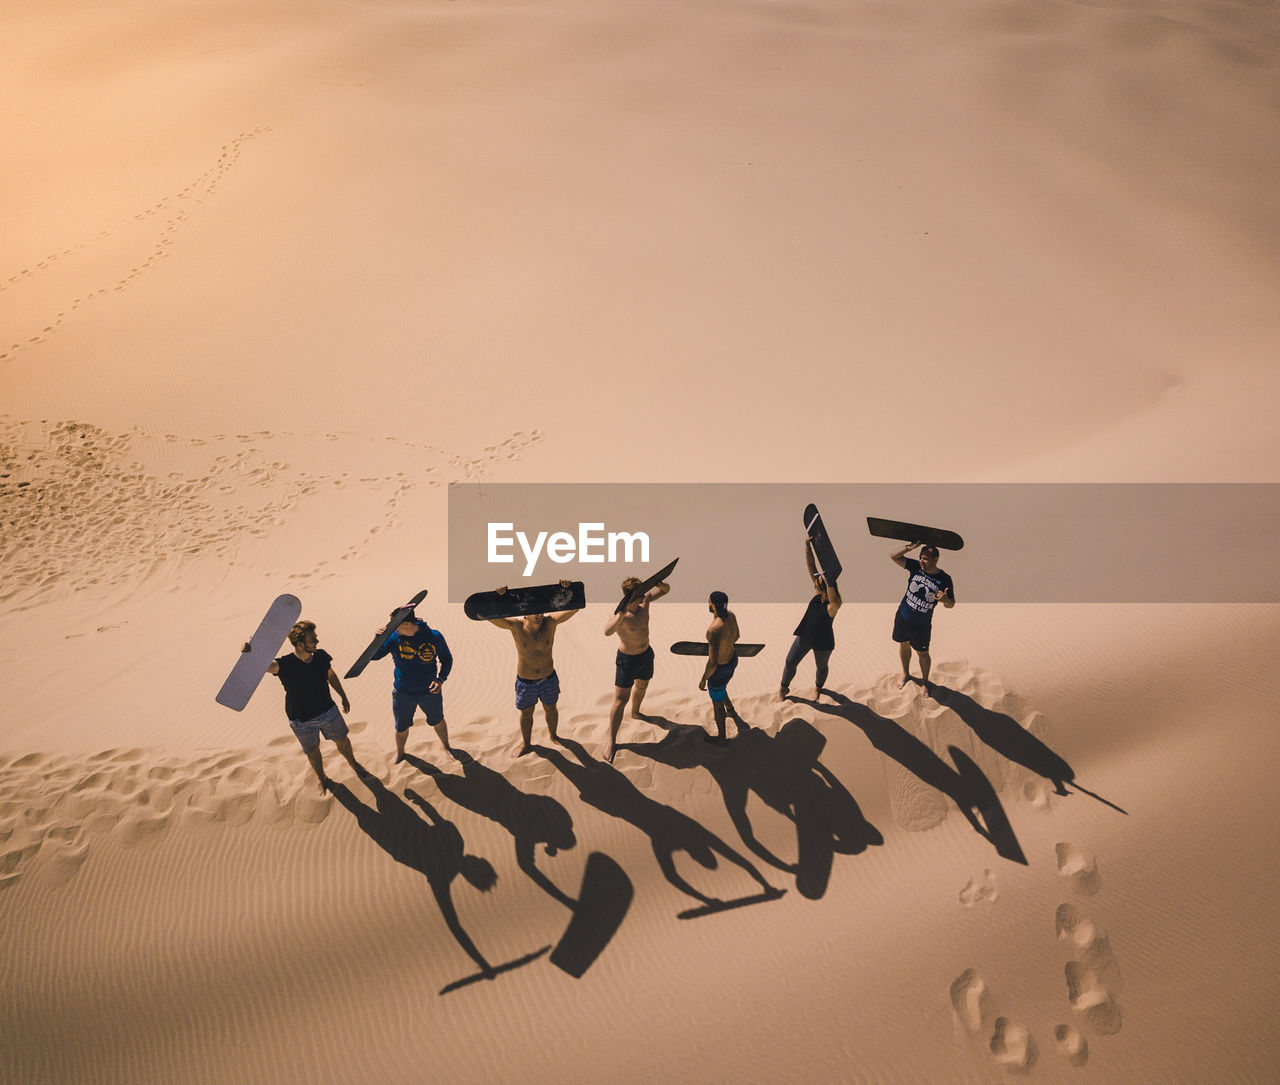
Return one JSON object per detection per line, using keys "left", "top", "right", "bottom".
{"left": 4, "top": 0, "right": 1279, "bottom": 1079}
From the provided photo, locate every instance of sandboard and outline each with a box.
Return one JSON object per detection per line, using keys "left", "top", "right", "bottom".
{"left": 867, "top": 516, "right": 964, "bottom": 551}
{"left": 548, "top": 851, "right": 634, "bottom": 978}
{"left": 803, "top": 503, "right": 842, "bottom": 584}
{"left": 464, "top": 581, "right": 585, "bottom": 621}
{"left": 216, "top": 594, "right": 302, "bottom": 710}
{"left": 670, "top": 641, "right": 765, "bottom": 657}
{"left": 343, "top": 589, "right": 428, "bottom": 679}
{"left": 614, "top": 557, "right": 679, "bottom": 614}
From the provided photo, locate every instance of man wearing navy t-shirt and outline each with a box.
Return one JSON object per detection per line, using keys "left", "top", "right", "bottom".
{"left": 371, "top": 609, "right": 455, "bottom": 763}
{"left": 890, "top": 542, "right": 954, "bottom": 693}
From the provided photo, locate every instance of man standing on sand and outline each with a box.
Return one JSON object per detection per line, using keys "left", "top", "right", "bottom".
{"left": 890, "top": 542, "right": 955, "bottom": 693}
{"left": 371, "top": 607, "right": 455, "bottom": 764}
{"left": 699, "top": 590, "right": 743, "bottom": 745}
{"left": 780, "top": 539, "right": 842, "bottom": 700}
{"left": 602, "top": 574, "right": 671, "bottom": 762}
{"left": 257, "top": 620, "right": 361, "bottom": 793}
{"left": 487, "top": 580, "right": 581, "bottom": 755}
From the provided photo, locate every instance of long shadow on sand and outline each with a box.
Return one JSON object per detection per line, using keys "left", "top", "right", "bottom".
{"left": 537, "top": 738, "right": 785, "bottom": 918}
{"left": 622, "top": 715, "right": 882, "bottom": 900}
{"left": 930, "top": 686, "right": 1127, "bottom": 814}
{"left": 329, "top": 773, "right": 549, "bottom": 992}
{"left": 794, "top": 692, "right": 1027, "bottom": 865}
{"left": 403, "top": 751, "right": 633, "bottom": 978}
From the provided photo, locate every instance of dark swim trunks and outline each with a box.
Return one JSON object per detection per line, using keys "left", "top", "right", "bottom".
{"left": 707, "top": 655, "right": 738, "bottom": 703}
{"left": 892, "top": 611, "right": 932, "bottom": 652}
{"left": 515, "top": 671, "right": 560, "bottom": 710}
{"left": 614, "top": 646, "right": 655, "bottom": 689}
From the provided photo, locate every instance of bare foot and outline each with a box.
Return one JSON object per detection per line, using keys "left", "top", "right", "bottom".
{"left": 518, "top": 743, "right": 533, "bottom": 757}
{"left": 779, "top": 686, "right": 790, "bottom": 699}
{"left": 896, "top": 674, "right": 911, "bottom": 689}
{"left": 443, "top": 745, "right": 459, "bottom": 761}
{"left": 316, "top": 775, "right": 330, "bottom": 794}
{"left": 394, "top": 752, "right": 406, "bottom": 764}
{"left": 603, "top": 742, "right": 615, "bottom": 764}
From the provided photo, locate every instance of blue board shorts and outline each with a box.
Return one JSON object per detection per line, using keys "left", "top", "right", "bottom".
{"left": 289, "top": 703, "right": 349, "bottom": 753}
{"left": 614, "top": 646, "right": 655, "bottom": 689}
{"left": 892, "top": 610, "right": 933, "bottom": 652}
{"left": 515, "top": 670, "right": 560, "bottom": 710}
{"left": 707, "top": 656, "right": 738, "bottom": 703}
{"left": 392, "top": 688, "right": 445, "bottom": 731}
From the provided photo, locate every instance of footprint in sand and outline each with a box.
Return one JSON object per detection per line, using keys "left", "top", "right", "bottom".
{"left": 1056, "top": 842, "right": 1101, "bottom": 895}
{"left": 949, "top": 968, "right": 990, "bottom": 1036}
{"left": 1055, "top": 1023, "right": 1090, "bottom": 1066}
{"left": 990, "top": 1017, "right": 1038, "bottom": 1073}
{"left": 958, "top": 868, "right": 997, "bottom": 907}
{"left": 1056, "top": 903, "right": 1123, "bottom": 1035}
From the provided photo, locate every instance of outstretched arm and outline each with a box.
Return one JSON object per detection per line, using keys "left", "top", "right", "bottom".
{"left": 327, "top": 667, "right": 351, "bottom": 712}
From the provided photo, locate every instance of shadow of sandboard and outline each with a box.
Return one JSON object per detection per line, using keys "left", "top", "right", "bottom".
{"left": 677, "top": 887, "right": 786, "bottom": 920}
{"left": 549, "top": 851, "right": 633, "bottom": 978}
{"left": 439, "top": 946, "right": 551, "bottom": 995}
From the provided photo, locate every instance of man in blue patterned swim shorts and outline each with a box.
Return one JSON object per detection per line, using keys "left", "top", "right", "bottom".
{"left": 486, "top": 581, "right": 581, "bottom": 756}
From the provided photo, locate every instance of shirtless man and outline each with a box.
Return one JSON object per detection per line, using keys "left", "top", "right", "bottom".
{"left": 487, "top": 580, "right": 581, "bottom": 755}
{"left": 698, "top": 590, "right": 742, "bottom": 744}
{"left": 602, "top": 574, "right": 671, "bottom": 762}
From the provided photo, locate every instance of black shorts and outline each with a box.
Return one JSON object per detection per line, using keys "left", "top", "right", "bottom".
{"left": 892, "top": 611, "right": 932, "bottom": 652}
{"left": 615, "top": 646, "right": 655, "bottom": 689}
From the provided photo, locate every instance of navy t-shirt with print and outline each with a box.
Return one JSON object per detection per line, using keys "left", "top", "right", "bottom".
{"left": 897, "top": 559, "right": 954, "bottom": 623}
{"left": 372, "top": 627, "right": 453, "bottom": 695}
{"left": 275, "top": 648, "right": 336, "bottom": 722}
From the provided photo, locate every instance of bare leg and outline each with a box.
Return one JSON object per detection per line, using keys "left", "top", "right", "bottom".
{"left": 629, "top": 678, "right": 650, "bottom": 719}
{"left": 434, "top": 717, "right": 457, "bottom": 759}
{"left": 395, "top": 727, "right": 409, "bottom": 762}
{"left": 897, "top": 641, "right": 913, "bottom": 688}
{"left": 304, "top": 747, "right": 327, "bottom": 792}
{"left": 606, "top": 688, "right": 627, "bottom": 763}
{"left": 334, "top": 736, "right": 360, "bottom": 772}
{"left": 918, "top": 650, "right": 932, "bottom": 691}
{"left": 712, "top": 701, "right": 728, "bottom": 741}
{"left": 518, "top": 706, "right": 535, "bottom": 754}
{"left": 544, "top": 702, "right": 560, "bottom": 743}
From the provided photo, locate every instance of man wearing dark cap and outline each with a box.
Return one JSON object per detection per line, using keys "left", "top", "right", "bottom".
{"left": 371, "top": 608, "right": 455, "bottom": 762}
{"left": 890, "top": 542, "right": 954, "bottom": 693}
{"left": 699, "top": 590, "right": 742, "bottom": 743}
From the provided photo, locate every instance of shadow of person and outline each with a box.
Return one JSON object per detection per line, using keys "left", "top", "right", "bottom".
{"left": 403, "top": 751, "right": 578, "bottom": 908}
{"left": 624, "top": 714, "right": 882, "bottom": 900}
{"left": 795, "top": 692, "right": 1027, "bottom": 865}
{"left": 536, "top": 737, "right": 784, "bottom": 916}
{"left": 328, "top": 774, "right": 504, "bottom": 980}
{"left": 931, "top": 685, "right": 1074, "bottom": 794}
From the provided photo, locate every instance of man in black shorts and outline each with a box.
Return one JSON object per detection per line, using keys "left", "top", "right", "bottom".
{"left": 781, "top": 539, "right": 842, "bottom": 699}
{"left": 602, "top": 574, "right": 671, "bottom": 762}
{"left": 890, "top": 542, "right": 954, "bottom": 693}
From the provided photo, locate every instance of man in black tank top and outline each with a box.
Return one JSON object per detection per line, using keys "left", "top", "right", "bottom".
{"left": 780, "top": 540, "right": 842, "bottom": 698}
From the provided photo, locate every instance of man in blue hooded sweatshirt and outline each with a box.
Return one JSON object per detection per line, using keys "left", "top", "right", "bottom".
{"left": 371, "top": 608, "right": 455, "bottom": 762}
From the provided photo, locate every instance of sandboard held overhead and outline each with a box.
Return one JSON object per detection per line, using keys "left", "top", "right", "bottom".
{"left": 614, "top": 557, "right": 679, "bottom": 614}
{"left": 803, "top": 504, "right": 843, "bottom": 584}
{"left": 670, "top": 641, "right": 765, "bottom": 657}
{"left": 866, "top": 517, "right": 964, "bottom": 551}
{"left": 344, "top": 589, "right": 429, "bottom": 679}
{"left": 216, "top": 593, "right": 302, "bottom": 710}
{"left": 464, "top": 581, "right": 586, "bottom": 621}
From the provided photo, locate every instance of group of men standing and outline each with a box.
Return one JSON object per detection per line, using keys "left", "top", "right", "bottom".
{"left": 259, "top": 541, "right": 955, "bottom": 791}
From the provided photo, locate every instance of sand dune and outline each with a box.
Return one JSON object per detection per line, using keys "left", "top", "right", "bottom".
{"left": 4, "top": 0, "right": 1279, "bottom": 1079}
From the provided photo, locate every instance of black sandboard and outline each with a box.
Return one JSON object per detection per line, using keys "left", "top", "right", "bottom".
{"left": 614, "top": 557, "right": 679, "bottom": 614}
{"left": 216, "top": 594, "right": 302, "bottom": 710}
{"left": 549, "top": 851, "right": 634, "bottom": 978}
{"left": 867, "top": 517, "right": 964, "bottom": 551}
{"left": 464, "top": 581, "right": 586, "bottom": 621}
{"left": 803, "top": 504, "right": 843, "bottom": 584}
{"left": 670, "top": 641, "right": 765, "bottom": 657}
{"left": 344, "top": 589, "right": 428, "bottom": 679}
